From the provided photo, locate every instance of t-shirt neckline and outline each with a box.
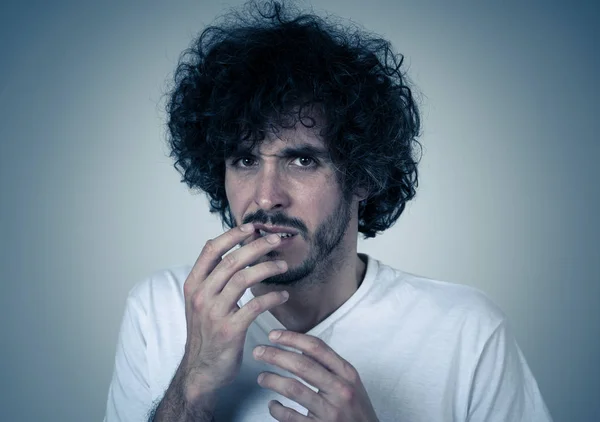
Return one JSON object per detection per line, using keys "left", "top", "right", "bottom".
{"left": 237, "top": 253, "right": 379, "bottom": 337}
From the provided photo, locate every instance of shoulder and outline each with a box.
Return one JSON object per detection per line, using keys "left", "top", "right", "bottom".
{"left": 125, "top": 264, "right": 192, "bottom": 316}
{"left": 405, "top": 271, "right": 504, "bottom": 319}
{"left": 376, "top": 259, "right": 507, "bottom": 331}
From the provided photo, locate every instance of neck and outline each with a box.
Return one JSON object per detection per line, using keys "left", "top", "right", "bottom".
{"left": 252, "top": 252, "right": 367, "bottom": 334}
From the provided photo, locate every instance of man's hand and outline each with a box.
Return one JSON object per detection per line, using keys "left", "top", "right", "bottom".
{"left": 153, "top": 223, "right": 291, "bottom": 421}
{"left": 253, "top": 330, "right": 380, "bottom": 422}
{"left": 176, "top": 223, "right": 290, "bottom": 406}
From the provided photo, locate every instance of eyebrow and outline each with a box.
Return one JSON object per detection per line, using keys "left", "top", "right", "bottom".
{"left": 227, "top": 144, "right": 332, "bottom": 162}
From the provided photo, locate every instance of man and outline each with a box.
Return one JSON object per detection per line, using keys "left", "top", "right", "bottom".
{"left": 104, "top": 1, "right": 553, "bottom": 421}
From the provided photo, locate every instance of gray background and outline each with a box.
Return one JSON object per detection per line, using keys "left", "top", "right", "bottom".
{"left": 0, "top": 0, "right": 598, "bottom": 421}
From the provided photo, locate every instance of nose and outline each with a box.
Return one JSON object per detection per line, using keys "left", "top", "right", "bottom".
{"left": 253, "top": 161, "right": 291, "bottom": 211}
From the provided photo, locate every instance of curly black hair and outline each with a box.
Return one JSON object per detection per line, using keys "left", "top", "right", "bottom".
{"left": 166, "top": 0, "right": 421, "bottom": 239}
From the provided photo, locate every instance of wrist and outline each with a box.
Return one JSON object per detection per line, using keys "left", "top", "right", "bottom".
{"left": 175, "top": 366, "right": 218, "bottom": 414}
{"left": 182, "top": 385, "right": 218, "bottom": 415}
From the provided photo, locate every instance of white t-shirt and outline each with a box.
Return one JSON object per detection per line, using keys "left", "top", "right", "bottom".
{"left": 104, "top": 254, "right": 553, "bottom": 421}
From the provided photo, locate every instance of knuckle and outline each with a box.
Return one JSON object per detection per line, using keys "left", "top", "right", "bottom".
{"left": 284, "top": 410, "right": 294, "bottom": 422}
{"left": 202, "top": 239, "right": 217, "bottom": 255}
{"left": 332, "top": 380, "right": 347, "bottom": 395}
{"left": 222, "top": 253, "right": 238, "bottom": 269}
{"left": 183, "top": 280, "right": 194, "bottom": 298}
{"left": 338, "top": 384, "right": 355, "bottom": 402}
{"left": 343, "top": 361, "right": 359, "bottom": 382}
{"left": 226, "top": 229, "right": 238, "bottom": 242}
{"left": 306, "top": 337, "right": 322, "bottom": 354}
{"left": 262, "top": 346, "right": 275, "bottom": 360}
{"left": 259, "top": 236, "right": 273, "bottom": 248}
{"left": 286, "top": 379, "right": 305, "bottom": 397}
{"left": 230, "top": 270, "right": 246, "bottom": 287}
{"left": 295, "top": 357, "right": 314, "bottom": 373}
{"left": 191, "top": 292, "right": 205, "bottom": 312}
{"left": 247, "top": 297, "right": 263, "bottom": 313}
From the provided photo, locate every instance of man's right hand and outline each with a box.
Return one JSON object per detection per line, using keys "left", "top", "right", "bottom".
{"left": 179, "top": 223, "right": 290, "bottom": 406}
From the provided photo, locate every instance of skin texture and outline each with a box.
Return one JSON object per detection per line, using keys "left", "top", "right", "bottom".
{"left": 224, "top": 123, "right": 379, "bottom": 420}
{"left": 254, "top": 330, "right": 380, "bottom": 422}
{"left": 153, "top": 226, "right": 294, "bottom": 421}
{"left": 225, "top": 123, "right": 368, "bottom": 334}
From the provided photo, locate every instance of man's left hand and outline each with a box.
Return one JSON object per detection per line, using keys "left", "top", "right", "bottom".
{"left": 253, "top": 330, "right": 380, "bottom": 421}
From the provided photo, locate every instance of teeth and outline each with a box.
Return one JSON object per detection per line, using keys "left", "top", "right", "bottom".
{"left": 259, "top": 229, "right": 294, "bottom": 238}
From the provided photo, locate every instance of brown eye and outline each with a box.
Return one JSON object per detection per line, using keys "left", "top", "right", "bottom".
{"left": 292, "top": 156, "right": 317, "bottom": 169}
{"left": 231, "top": 157, "right": 256, "bottom": 168}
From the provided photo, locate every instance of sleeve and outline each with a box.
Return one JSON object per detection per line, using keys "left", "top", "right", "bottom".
{"left": 467, "top": 321, "right": 553, "bottom": 422}
{"left": 104, "top": 290, "right": 153, "bottom": 422}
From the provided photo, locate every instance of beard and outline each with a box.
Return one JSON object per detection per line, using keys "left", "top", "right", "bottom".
{"left": 260, "top": 189, "right": 355, "bottom": 288}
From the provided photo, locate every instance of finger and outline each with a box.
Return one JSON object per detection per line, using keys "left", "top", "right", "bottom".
{"left": 268, "top": 331, "right": 356, "bottom": 385}
{"left": 229, "top": 290, "right": 290, "bottom": 332}
{"left": 184, "top": 223, "right": 256, "bottom": 296}
{"left": 213, "top": 260, "right": 288, "bottom": 316}
{"left": 257, "top": 372, "right": 322, "bottom": 420}
{"left": 204, "top": 232, "right": 283, "bottom": 297}
{"left": 269, "top": 399, "right": 312, "bottom": 421}
{"left": 253, "top": 345, "right": 340, "bottom": 396}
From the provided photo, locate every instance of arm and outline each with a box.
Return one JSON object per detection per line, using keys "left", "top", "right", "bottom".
{"left": 104, "top": 292, "right": 153, "bottom": 421}
{"left": 103, "top": 288, "right": 219, "bottom": 422}
{"left": 106, "top": 224, "right": 286, "bottom": 421}
{"left": 149, "top": 364, "right": 217, "bottom": 422}
{"left": 467, "top": 321, "right": 553, "bottom": 422}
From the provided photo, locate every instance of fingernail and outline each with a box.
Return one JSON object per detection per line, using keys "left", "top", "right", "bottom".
{"left": 254, "top": 346, "right": 265, "bottom": 357}
{"left": 240, "top": 223, "right": 254, "bottom": 232}
{"left": 269, "top": 330, "right": 282, "bottom": 340}
{"left": 266, "top": 233, "right": 280, "bottom": 244}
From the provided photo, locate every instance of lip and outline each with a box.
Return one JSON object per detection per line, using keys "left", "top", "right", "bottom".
{"left": 249, "top": 228, "right": 300, "bottom": 243}
{"left": 252, "top": 224, "right": 299, "bottom": 236}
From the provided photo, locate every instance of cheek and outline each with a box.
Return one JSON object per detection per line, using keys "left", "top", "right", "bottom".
{"left": 305, "top": 186, "right": 340, "bottom": 221}
{"left": 224, "top": 177, "right": 245, "bottom": 219}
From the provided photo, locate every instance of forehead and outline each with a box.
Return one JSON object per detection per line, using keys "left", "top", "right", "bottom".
{"left": 234, "top": 125, "right": 331, "bottom": 160}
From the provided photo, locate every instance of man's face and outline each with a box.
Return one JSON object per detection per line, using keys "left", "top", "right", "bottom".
{"left": 224, "top": 124, "right": 359, "bottom": 287}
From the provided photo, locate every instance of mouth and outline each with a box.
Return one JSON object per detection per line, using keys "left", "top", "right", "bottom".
{"left": 252, "top": 229, "right": 299, "bottom": 248}
{"left": 257, "top": 229, "right": 297, "bottom": 239}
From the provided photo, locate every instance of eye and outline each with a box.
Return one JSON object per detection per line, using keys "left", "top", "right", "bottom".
{"left": 292, "top": 156, "right": 317, "bottom": 168}
{"left": 230, "top": 156, "right": 318, "bottom": 170}
{"left": 237, "top": 157, "right": 257, "bottom": 167}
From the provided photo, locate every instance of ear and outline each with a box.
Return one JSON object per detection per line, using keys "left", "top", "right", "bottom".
{"left": 355, "top": 187, "right": 369, "bottom": 202}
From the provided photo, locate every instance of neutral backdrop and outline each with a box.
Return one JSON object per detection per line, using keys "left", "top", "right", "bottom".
{"left": 1, "top": 0, "right": 598, "bottom": 421}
